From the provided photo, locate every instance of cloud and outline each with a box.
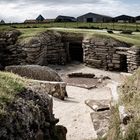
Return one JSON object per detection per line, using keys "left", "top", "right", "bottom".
{"left": 0, "top": 0, "right": 139, "bottom": 22}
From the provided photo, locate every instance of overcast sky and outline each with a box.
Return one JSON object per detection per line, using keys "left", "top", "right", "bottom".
{"left": 0, "top": 0, "right": 140, "bottom": 22}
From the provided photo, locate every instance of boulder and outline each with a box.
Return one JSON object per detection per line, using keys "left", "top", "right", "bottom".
{"left": 5, "top": 65, "right": 63, "bottom": 82}
{"left": 85, "top": 100, "right": 110, "bottom": 112}
{"left": 28, "top": 80, "right": 67, "bottom": 100}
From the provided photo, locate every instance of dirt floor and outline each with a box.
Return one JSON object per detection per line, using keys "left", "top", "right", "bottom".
{"left": 51, "top": 63, "right": 122, "bottom": 140}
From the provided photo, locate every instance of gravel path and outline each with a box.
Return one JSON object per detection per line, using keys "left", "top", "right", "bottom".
{"left": 52, "top": 63, "right": 122, "bottom": 140}
{"left": 53, "top": 86, "right": 112, "bottom": 140}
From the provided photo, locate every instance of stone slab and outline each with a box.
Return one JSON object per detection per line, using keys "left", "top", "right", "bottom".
{"left": 85, "top": 100, "right": 111, "bottom": 112}
{"left": 91, "top": 110, "right": 111, "bottom": 138}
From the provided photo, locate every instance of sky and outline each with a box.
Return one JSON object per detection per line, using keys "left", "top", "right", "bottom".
{"left": 0, "top": 0, "right": 140, "bottom": 23}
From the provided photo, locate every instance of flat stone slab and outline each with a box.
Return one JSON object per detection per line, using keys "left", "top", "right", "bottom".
{"left": 68, "top": 72, "right": 95, "bottom": 78}
{"left": 85, "top": 100, "right": 111, "bottom": 112}
{"left": 91, "top": 110, "right": 111, "bottom": 138}
{"left": 67, "top": 83, "right": 96, "bottom": 89}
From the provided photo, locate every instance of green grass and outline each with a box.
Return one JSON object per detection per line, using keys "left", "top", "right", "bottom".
{"left": 48, "top": 28, "right": 140, "bottom": 46}
{"left": 17, "top": 28, "right": 48, "bottom": 43}
{"left": 0, "top": 72, "right": 25, "bottom": 115}
{"left": 119, "top": 68, "right": 140, "bottom": 140}
{"left": 103, "top": 68, "right": 140, "bottom": 140}
{"left": 14, "top": 27, "right": 140, "bottom": 46}
{"left": 1, "top": 22, "right": 140, "bottom": 31}
{"left": 1, "top": 23, "right": 140, "bottom": 46}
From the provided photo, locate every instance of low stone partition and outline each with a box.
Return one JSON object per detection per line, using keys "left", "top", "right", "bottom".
{"left": 127, "top": 46, "right": 140, "bottom": 73}
{"left": 28, "top": 80, "right": 67, "bottom": 100}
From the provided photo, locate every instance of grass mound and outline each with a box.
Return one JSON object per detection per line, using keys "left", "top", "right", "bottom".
{"left": 119, "top": 68, "right": 140, "bottom": 140}
{"left": 104, "top": 68, "right": 140, "bottom": 140}
{"left": 6, "top": 65, "right": 63, "bottom": 82}
{"left": 0, "top": 71, "right": 66, "bottom": 140}
{"left": 0, "top": 71, "right": 25, "bottom": 115}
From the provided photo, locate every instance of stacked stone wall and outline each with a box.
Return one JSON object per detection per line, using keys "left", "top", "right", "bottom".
{"left": 21, "top": 31, "right": 67, "bottom": 65}
{"left": 0, "top": 30, "right": 21, "bottom": 66}
{"left": 127, "top": 46, "right": 140, "bottom": 73}
{"left": 0, "top": 30, "right": 139, "bottom": 73}
{"left": 82, "top": 38, "right": 130, "bottom": 71}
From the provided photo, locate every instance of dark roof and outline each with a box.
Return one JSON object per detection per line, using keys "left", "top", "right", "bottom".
{"left": 77, "top": 12, "right": 112, "bottom": 18}
{"left": 136, "top": 16, "right": 140, "bottom": 20}
{"left": 114, "top": 15, "right": 134, "bottom": 20}
{"left": 0, "top": 20, "right": 5, "bottom": 23}
{"left": 56, "top": 15, "right": 76, "bottom": 21}
{"left": 36, "top": 15, "right": 45, "bottom": 21}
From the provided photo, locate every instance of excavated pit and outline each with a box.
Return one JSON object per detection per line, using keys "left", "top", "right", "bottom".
{"left": 0, "top": 30, "right": 139, "bottom": 73}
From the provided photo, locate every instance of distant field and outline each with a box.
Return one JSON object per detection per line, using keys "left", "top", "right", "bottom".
{"left": 1, "top": 22, "right": 140, "bottom": 46}
{"left": 0, "top": 22, "right": 140, "bottom": 32}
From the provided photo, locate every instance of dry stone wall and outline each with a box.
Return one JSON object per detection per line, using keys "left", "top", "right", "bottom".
{"left": 0, "top": 30, "right": 67, "bottom": 67}
{"left": 127, "top": 46, "right": 140, "bottom": 73}
{"left": 20, "top": 31, "right": 67, "bottom": 65}
{"left": 0, "top": 30, "right": 21, "bottom": 66}
{"left": 82, "top": 37, "right": 130, "bottom": 71}
{"left": 0, "top": 30, "right": 139, "bottom": 73}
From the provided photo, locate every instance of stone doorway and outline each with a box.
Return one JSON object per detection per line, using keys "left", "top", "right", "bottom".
{"left": 68, "top": 42, "right": 83, "bottom": 62}
{"left": 120, "top": 54, "right": 128, "bottom": 72}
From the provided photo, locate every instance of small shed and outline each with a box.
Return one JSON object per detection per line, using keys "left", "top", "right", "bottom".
{"left": 77, "top": 12, "right": 112, "bottom": 23}
{"left": 114, "top": 15, "right": 135, "bottom": 23}
{"left": 24, "top": 20, "right": 37, "bottom": 24}
{"left": 55, "top": 15, "right": 76, "bottom": 22}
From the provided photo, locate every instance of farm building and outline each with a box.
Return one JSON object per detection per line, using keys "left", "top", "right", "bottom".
{"left": 114, "top": 15, "right": 135, "bottom": 23}
{"left": 55, "top": 15, "right": 76, "bottom": 22}
{"left": 43, "top": 19, "right": 55, "bottom": 23}
{"left": 24, "top": 19, "right": 37, "bottom": 24}
{"left": 36, "top": 15, "right": 45, "bottom": 22}
{"left": 24, "top": 15, "right": 45, "bottom": 23}
{"left": 136, "top": 16, "right": 140, "bottom": 23}
{"left": 0, "top": 20, "right": 5, "bottom": 24}
{"left": 77, "top": 12, "right": 112, "bottom": 23}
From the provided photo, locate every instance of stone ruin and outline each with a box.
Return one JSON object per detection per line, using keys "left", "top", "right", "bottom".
{"left": 0, "top": 29, "right": 139, "bottom": 140}
{"left": 83, "top": 37, "right": 140, "bottom": 73}
{"left": 0, "top": 30, "right": 139, "bottom": 73}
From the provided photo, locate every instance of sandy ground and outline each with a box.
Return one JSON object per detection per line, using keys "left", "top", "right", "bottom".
{"left": 52, "top": 63, "right": 122, "bottom": 140}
